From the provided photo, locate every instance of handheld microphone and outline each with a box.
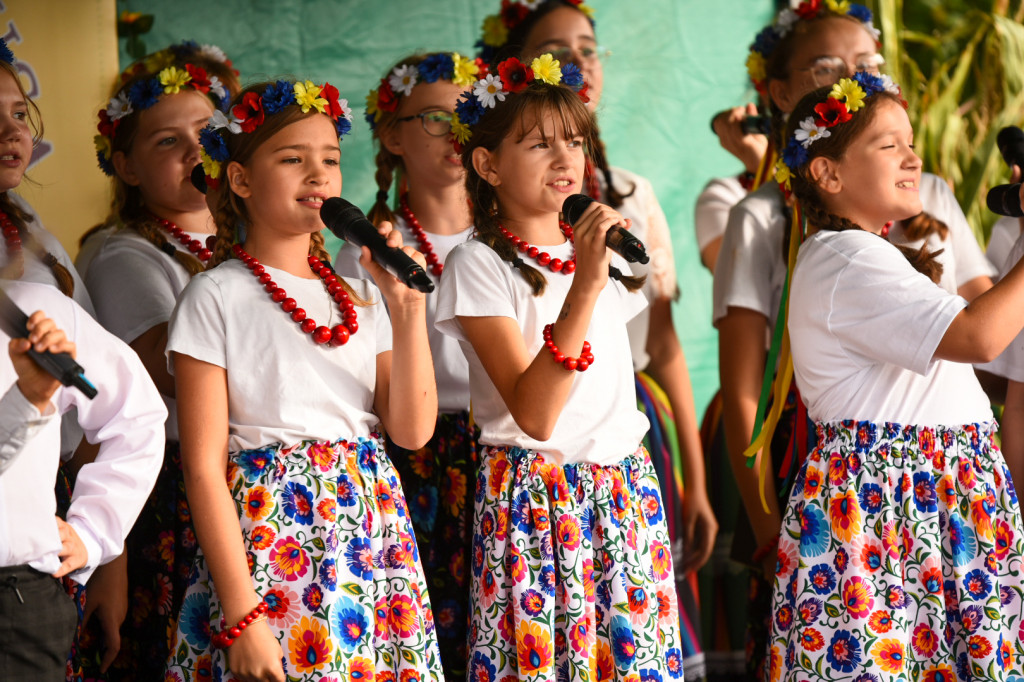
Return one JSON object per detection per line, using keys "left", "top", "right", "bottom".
{"left": 190, "top": 163, "right": 207, "bottom": 194}
{"left": 986, "top": 183, "right": 1024, "bottom": 217}
{"left": 319, "top": 198, "right": 434, "bottom": 293}
{"left": 561, "top": 194, "right": 649, "bottom": 264}
{"left": 740, "top": 115, "right": 772, "bottom": 136}
{"left": 997, "top": 126, "right": 1024, "bottom": 170}
{"left": 0, "top": 286, "right": 97, "bottom": 399}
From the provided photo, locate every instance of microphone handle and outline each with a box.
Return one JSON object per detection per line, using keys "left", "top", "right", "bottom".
{"left": 366, "top": 247, "right": 435, "bottom": 293}
{"left": 606, "top": 226, "right": 650, "bottom": 264}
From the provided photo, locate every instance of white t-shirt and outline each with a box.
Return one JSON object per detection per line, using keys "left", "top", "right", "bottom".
{"left": 435, "top": 238, "right": 649, "bottom": 466}
{"left": 789, "top": 230, "right": 991, "bottom": 425}
{"left": 75, "top": 224, "right": 116, "bottom": 280}
{"left": 695, "top": 174, "right": 747, "bottom": 253}
{"left": 986, "top": 216, "right": 1020, "bottom": 276}
{"left": 979, "top": 230, "right": 1024, "bottom": 381}
{"left": 167, "top": 259, "right": 393, "bottom": 453}
{"left": 713, "top": 174, "right": 993, "bottom": 333}
{"left": 598, "top": 167, "right": 678, "bottom": 372}
{"left": 85, "top": 228, "right": 214, "bottom": 441}
{"left": 0, "top": 279, "right": 166, "bottom": 583}
{"left": 335, "top": 214, "right": 473, "bottom": 413}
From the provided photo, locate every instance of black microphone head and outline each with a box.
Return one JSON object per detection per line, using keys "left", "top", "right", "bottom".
{"left": 998, "top": 126, "right": 1024, "bottom": 168}
{"left": 562, "top": 194, "right": 594, "bottom": 226}
{"left": 987, "top": 183, "right": 1024, "bottom": 218}
{"left": 190, "top": 163, "right": 207, "bottom": 194}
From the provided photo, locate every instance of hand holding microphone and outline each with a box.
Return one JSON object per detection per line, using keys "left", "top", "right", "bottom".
{"left": 319, "top": 197, "right": 434, "bottom": 293}
{"left": 562, "top": 194, "right": 649, "bottom": 264}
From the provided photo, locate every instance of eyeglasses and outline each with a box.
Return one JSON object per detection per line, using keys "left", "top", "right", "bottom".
{"left": 396, "top": 110, "right": 453, "bottom": 137}
{"left": 796, "top": 53, "right": 885, "bottom": 87}
{"left": 529, "top": 45, "right": 611, "bottom": 67}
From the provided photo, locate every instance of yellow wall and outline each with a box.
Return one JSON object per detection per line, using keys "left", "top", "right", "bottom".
{"left": 2, "top": 0, "right": 118, "bottom": 257}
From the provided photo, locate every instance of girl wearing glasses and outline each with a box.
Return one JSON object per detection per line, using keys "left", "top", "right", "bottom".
{"left": 334, "top": 51, "right": 477, "bottom": 682}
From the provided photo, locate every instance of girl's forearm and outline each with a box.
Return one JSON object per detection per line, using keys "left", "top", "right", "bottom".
{"left": 385, "top": 302, "right": 438, "bottom": 449}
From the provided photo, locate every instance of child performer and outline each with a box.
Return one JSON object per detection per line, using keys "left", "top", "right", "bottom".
{"left": 0, "top": 280, "right": 166, "bottom": 681}
{"left": 436, "top": 56, "right": 684, "bottom": 681}
{"left": 768, "top": 75, "right": 1024, "bottom": 680}
{"left": 336, "top": 51, "right": 477, "bottom": 681}
{"left": 79, "top": 44, "right": 238, "bottom": 679}
{"left": 164, "top": 79, "right": 442, "bottom": 682}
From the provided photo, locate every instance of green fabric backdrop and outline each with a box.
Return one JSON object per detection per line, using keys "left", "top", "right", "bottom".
{"left": 118, "top": 0, "right": 772, "bottom": 420}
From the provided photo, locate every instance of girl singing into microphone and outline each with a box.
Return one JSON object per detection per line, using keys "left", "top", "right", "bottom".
{"left": 435, "top": 55, "right": 683, "bottom": 681}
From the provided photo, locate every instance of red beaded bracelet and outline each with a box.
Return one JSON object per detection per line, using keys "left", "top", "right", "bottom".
{"left": 542, "top": 323, "right": 594, "bottom": 372}
{"left": 212, "top": 600, "right": 270, "bottom": 649}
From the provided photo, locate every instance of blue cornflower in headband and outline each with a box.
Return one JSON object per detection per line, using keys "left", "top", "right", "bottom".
{"left": 0, "top": 38, "right": 15, "bottom": 65}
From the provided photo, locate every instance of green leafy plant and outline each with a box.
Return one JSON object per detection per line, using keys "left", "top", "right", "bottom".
{"left": 875, "top": 0, "right": 1024, "bottom": 241}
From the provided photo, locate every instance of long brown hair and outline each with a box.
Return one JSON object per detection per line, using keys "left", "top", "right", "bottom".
{"left": 785, "top": 86, "right": 943, "bottom": 282}
{"left": 461, "top": 81, "right": 643, "bottom": 296}
{"left": 0, "top": 62, "right": 75, "bottom": 296}
{"left": 204, "top": 82, "right": 367, "bottom": 305}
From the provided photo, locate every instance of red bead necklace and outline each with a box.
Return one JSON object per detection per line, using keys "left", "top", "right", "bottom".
{"left": 150, "top": 213, "right": 213, "bottom": 262}
{"left": 232, "top": 244, "right": 358, "bottom": 346}
{"left": 399, "top": 194, "right": 444, "bottom": 277}
{"left": 1, "top": 210, "right": 22, "bottom": 261}
{"left": 498, "top": 221, "right": 576, "bottom": 274}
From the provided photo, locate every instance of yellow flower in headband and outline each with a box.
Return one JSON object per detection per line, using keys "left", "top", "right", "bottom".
{"left": 746, "top": 52, "right": 766, "bottom": 85}
{"left": 365, "top": 89, "right": 382, "bottom": 123}
{"left": 825, "top": 0, "right": 852, "bottom": 12}
{"left": 579, "top": 4, "right": 595, "bottom": 19}
{"left": 831, "top": 78, "right": 866, "bottom": 112}
{"left": 159, "top": 66, "right": 192, "bottom": 95}
{"left": 481, "top": 15, "right": 508, "bottom": 48}
{"left": 294, "top": 80, "right": 327, "bottom": 114}
{"left": 774, "top": 159, "right": 792, "bottom": 190}
{"left": 451, "top": 112, "right": 471, "bottom": 145}
{"left": 452, "top": 53, "right": 479, "bottom": 88}
{"left": 94, "top": 134, "right": 112, "bottom": 161}
{"left": 200, "top": 149, "right": 222, "bottom": 180}
{"left": 531, "top": 54, "right": 562, "bottom": 85}
{"left": 144, "top": 50, "right": 174, "bottom": 73}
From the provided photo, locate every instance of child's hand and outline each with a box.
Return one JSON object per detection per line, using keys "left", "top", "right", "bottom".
{"left": 83, "top": 552, "right": 128, "bottom": 672}
{"left": 10, "top": 310, "right": 75, "bottom": 413}
{"left": 227, "top": 619, "right": 286, "bottom": 682}
{"left": 52, "top": 516, "right": 88, "bottom": 578}
{"left": 569, "top": 201, "right": 628, "bottom": 293}
{"left": 712, "top": 103, "right": 769, "bottom": 175}
{"left": 358, "top": 220, "right": 428, "bottom": 309}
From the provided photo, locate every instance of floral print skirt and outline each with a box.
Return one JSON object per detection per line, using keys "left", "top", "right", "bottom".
{"left": 390, "top": 410, "right": 479, "bottom": 682}
{"left": 467, "top": 444, "right": 684, "bottom": 682}
{"left": 164, "top": 436, "right": 443, "bottom": 682}
{"left": 767, "top": 420, "right": 1024, "bottom": 682}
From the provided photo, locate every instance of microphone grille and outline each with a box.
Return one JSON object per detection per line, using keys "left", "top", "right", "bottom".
{"left": 562, "top": 194, "right": 593, "bottom": 226}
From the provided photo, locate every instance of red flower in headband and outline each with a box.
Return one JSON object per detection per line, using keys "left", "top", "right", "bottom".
{"left": 96, "top": 109, "right": 118, "bottom": 138}
{"left": 233, "top": 92, "right": 265, "bottom": 133}
{"left": 498, "top": 58, "right": 534, "bottom": 94}
{"left": 565, "top": 0, "right": 583, "bottom": 4}
{"left": 501, "top": 0, "right": 530, "bottom": 28}
{"left": 475, "top": 57, "right": 491, "bottom": 79}
{"left": 185, "top": 64, "right": 212, "bottom": 94}
{"left": 577, "top": 82, "right": 591, "bottom": 104}
{"left": 377, "top": 79, "right": 399, "bottom": 113}
{"left": 814, "top": 98, "right": 852, "bottom": 127}
{"left": 321, "top": 83, "right": 345, "bottom": 120}
{"left": 795, "top": 0, "right": 822, "bottom": 19}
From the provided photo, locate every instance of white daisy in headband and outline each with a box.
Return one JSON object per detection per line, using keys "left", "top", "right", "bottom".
{"left": 389, "top": 64, "right": 419, "bottom": 97}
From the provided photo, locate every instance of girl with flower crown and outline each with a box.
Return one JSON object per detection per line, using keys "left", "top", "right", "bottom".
{"left": 766, "top": 76, "right": 1024, "bottom": 681}
{"left": 435, "top": 54, "right": 683, "bottom": 682}
{"left": 478, "top": 4, "right": 717, "bottom": 676}
{"left": 713, "top": 3, "right": 997, "bottom": 677}
{"left": 335, "top": 50, "right": 478, "bottom": 682}
{"left": 72, "top": 44, "right": 240, "bottom": 681}
{"left": 163, "top": 78, "right": 441, "bottom": 682}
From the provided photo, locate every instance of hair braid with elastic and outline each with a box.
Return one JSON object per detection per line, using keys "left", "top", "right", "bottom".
{"left": 367, "top": 144, "right": 399, "bottom": 227}
{"left": 901, "top": 210, "right": 949, "bottom": 241}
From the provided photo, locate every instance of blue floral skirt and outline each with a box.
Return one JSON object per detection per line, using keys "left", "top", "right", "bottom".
{"left": 164, "top": 436, "right": 443, "bottom": 681}
{"left": 767, "top": 421, "right": 1024, "bottom": 681}
{"left": 467, "top": 444, "right": 684, "bottom": 682}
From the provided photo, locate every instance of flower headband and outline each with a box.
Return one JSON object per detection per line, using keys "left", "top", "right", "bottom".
{"left": 450, "top": 54, "right": 588, "bottom": 151}
{"left": 476, "top": 0, "right": 594, "bottom": 64}
{"left": 0, "top": 38, "right": 15, "bottom": 65}
{"left": 773, "top": 71, "right": 903, "bottom": 193}
{"left": 747, "top": 0, "right": 881, "bottom": 96}
{"left": 365, "top": 53, "right": 488, "bottom": 130}
{"left": 95, "top": 62, "right": 230, "bottom": 176}
{"left": 198, "top": 79, "right": 353, "bottom": 190}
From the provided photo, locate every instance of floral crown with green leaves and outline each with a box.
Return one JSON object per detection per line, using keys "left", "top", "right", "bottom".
{"left": 365, "top": 52, "right": 489, "bottom": 130}
{"left": 95, "top": 61, "right": 230, "bottom": 176}
{"left": 773, "top": 71, "right": 903, "bottom": 194}
{"left": 747, "top": 0, "right": 881, "bottom": 97}
{"left": 198, "top": 79, "right": 353, "bottom": 190}
{"left": 476, "top": 0, "right": 594, "bottom": 64}
{"left": 451, "top": 54, "right": 588, "bottom": 151}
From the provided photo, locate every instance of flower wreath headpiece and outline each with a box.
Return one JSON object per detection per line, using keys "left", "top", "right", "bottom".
{"left": 450, "top": 54, "right": 588, "bottom": 152}
{"left": 773, "top": 71, "right": 903, "bottom": 194}
{"left": 365, "top": 52, "right": 489, "bottom": 130}
{"left": 0, "top": 38, "right": 15, "bottom": 66}
{"left": 95, "top": 61, "right": 231, "bottom": 176}
{"left": 476, "top": 0, "right": 594, "bottom": 64}
{"left": 198, "top": 79, "right": 353, "bottom": 190}
{"left": 115, "top": 41, "right": 237, "bottom": 91}
{"left": 747, "top": 0, "right": 881, "bottom": 97}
